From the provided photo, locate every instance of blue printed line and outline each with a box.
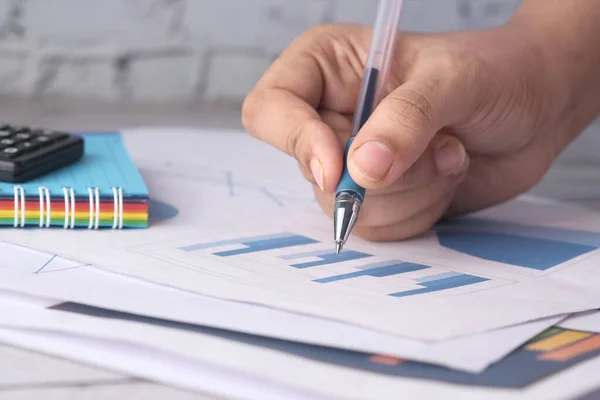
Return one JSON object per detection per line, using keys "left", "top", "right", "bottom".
{"left": 314, "top": 262, "right": 429, "bottom": 283}
{"left": 225, "top": 171, "right": 234, "bottom": 196}
{"left": 34, "top": 255, "right": 57, "bottom": 274}
{"left": 389, "top": 274, "right": 488, "bottom": 297}
{"left": 261, "top": 188, "right": 284, "bottom": 207}
{"left": 37, "top": 264, "right": 90, "bottom": 274}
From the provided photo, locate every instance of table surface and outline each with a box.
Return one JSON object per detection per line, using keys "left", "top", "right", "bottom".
{"left": 1, "top": 98, "right": 599, "bottom": 399}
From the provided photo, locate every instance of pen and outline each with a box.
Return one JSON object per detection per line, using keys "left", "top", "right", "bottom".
{"left": 333, "top": 0, "right": 405, "bottom": 254}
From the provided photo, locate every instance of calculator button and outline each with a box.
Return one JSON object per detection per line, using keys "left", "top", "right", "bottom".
{"left": 32, "top": 130, "right": 68, "bottom": 142}
{"left": 0, "top": 138, "right": 15, "bottom": 147}
{"left": 1, "top": 147, "right": 22, "bottom": 158}
{"left": 14, "top": 132, "right": 31, "bottom": 140}
{"left": 15, "top": 141, "right": 39, "bottom": 152}
{"left": 31, "top": 135, "right": 51, "bottom": 145}
{"left": 0, "top": 130, "right": 11, "bottom": 138}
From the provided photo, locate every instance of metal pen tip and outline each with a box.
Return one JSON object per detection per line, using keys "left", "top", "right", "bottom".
{"left": 335, "top": 241, "right": 343, "bottom": 255}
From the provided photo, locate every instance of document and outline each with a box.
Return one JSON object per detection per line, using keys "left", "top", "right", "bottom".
{"left": 560, "top": 310, "right": 600, "bottom": 332}
{"left": 0, "top": 291, "right": 599, "bottom": 400}
{"left": 2, "top": 128, "right": 600, "bottom": 342}
{"left": 0, "top": 240, "right": 562, "bottom": 373}
{"left": 0, "top": 339, "right": 125, "bottom": 388}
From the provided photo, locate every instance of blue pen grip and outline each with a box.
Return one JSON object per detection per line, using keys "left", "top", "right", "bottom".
{"left": 336, "top": 138, "right": 366, "bottom": 201}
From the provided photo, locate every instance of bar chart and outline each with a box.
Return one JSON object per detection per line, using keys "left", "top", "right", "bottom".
{"left": 55, "top": 300, "right": 600, "bottom": 389}
{"left": 179, "top": 232, "right": 318, "bottom": 256}
{"left": 389, "top": 272, "right": 488, "bottom": 297}
{"left": 180, "top": 232, "right": 490, "bottom": 299}
{"left": 359, "top": 327, "right": 600, "bottom": 388}
{"left": 435, "top": 218, "right": 600, "bottom": 270}
{"left": 313, "top": 261, "right": 429, "bottom": 283}
{"left": 280, "top": 249, "right": 372, "bottom": 269}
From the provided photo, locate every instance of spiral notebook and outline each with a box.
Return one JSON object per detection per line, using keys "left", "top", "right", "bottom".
{"left": 0, "top": 132, "right": 148, "bottom": 229}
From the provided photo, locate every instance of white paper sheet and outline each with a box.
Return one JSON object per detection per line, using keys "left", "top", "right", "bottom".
{"left": 0, "top": 296, "right": 598, "bottom": 400}
{"left": 559, "top": 310, "right": 600, "bottom": 332}
{"left": 0, "top": 241, "right": 562, "bottom": 373}
{"left": 1, "top": 128, "right": 599, "bottom": 342}
{"left": 0, "top": 340, "right": 125, "bottom": 387}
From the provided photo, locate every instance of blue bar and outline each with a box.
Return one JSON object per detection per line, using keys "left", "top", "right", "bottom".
{"left": 314, "top": 262, "right": 429, "bottom": 283}
{"left": 389, "top": 274, "right": 488, "bottom": 297}
{"left": 436, "top": 217, "right": 600, "bottom": 247}
{"left": 290, "top": 250, "right": 371, "bottom": 269}
{"left": 437, "top": 230, "right": 596, "bottom": 271}
{"left": 280, "top": 249, "right": 349, "bottom": 260}
{"left": 179, "top": 232, "right": 303, "bottom": 252}
{"left": 416, "top": 271, "right": 460, "bottom": 283}
{"left": 214, "top": 235, "right": 318, "bottom": 257}
{"left": 355, "top": 260, "right": 404, "bottom": 270}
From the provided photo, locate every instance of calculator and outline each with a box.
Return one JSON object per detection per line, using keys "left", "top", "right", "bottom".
{"left": 0, "top": 124, "right": 84, "bottom": 183}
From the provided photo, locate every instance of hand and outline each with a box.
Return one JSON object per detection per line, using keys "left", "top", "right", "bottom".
{"left": 242, "top": 11, "right": 600, "bottom": 241}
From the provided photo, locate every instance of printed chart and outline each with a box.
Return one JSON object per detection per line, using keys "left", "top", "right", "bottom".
{"left": 0, "top": 242, "right": 88, "bottom": 275}
{"left": 434, "top": 217, "right": 600, "bottom": 271}
{"left": 178, "top": 232, "right": 493, "bottom": 299}
{"left": 117, "top": 196, "right": 600, "bottom": 340}
{"left": 53, "top": 301, "right": 600, "bottom": 389}
{"left": 141, "top": 162, "right": 315, "bottom": 209}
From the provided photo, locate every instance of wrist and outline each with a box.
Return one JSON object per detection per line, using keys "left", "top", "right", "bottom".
{"left": 507, "top": 1, "right": 600, "bottom": 149}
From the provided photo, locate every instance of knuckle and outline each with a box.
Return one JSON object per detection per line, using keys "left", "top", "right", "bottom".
{"left": 431, "top": 50, "right": 463, "bottom": 74}
{"left": 304, "top": 23, "right": 345, "bottom": 40}
{"left": 423, "top": 47, "right": 488, "bottom": 96}
{"left": 304, "top": 24, "right": 333, "bottom": 38}
{"left": 461, "top": 53, "right": 487, "bottom": 83}
{"left": 384, "top": 88, "right": 436, "bottom": 133}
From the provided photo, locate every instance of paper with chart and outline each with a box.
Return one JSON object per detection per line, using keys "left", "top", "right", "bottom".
{"left": 2, "top": 128, "right": 600, "bottom": 341}
{"left": 115, "top": 196, "right": 600, "bottom": 341}
{"left": 560, "top": 310, "right": 600, "bottom": 333}
{"left": 0, "top": 241, "right": 564, "bottom": 373}
{"left": 1, "top": 291, "right": 600, "bottom": 400}
{"left": 0, "top": 295, "right": 321, "bottom": 400}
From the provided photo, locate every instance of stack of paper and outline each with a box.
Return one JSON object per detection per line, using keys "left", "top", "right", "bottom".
{"left": 0, "top": 128, "right": 599, "bottom": 400}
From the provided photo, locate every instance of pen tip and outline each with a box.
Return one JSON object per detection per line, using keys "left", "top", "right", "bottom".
{"left": 335, "top": 242, "right": 343, "bottom": 255}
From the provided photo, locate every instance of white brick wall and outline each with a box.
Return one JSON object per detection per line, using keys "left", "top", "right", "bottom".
{"left": 0, "top": 0, "right": 522, "bottom": 103}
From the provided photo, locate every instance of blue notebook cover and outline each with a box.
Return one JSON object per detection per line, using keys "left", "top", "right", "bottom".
{"left": 0, "top": 132, "right": 149, "bottom": 229}
{"left": 0, "top": 132, "right": 148, "bottom": 200}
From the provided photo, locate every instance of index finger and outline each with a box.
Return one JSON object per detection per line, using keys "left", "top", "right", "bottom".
{"left": 242, "top": 33, "right": 344, "bottom": 192}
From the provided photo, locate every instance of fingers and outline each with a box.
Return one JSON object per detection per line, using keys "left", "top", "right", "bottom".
{"left": 315, "top": 170, "right": 460, "bottom": 228}
{"left": 313, "top": 179, "right": 456, "bottom": 241}
{"left": 352, "top": 196, "right": 454, "bottom": 242}
{"left": 242, "top": 52, "right": 343, "bottom": 192}
{"left": 242, "top": 25, "right": 362, "bottom": 193}
{"left": 382, "top": 133, "right": 468, "bottom": 195}
{"left": 346, "top": 54, "right": 483, "bottom": 190}
{"left": 313, "top": 131, "right": 469, "bottom": 240}
{"left": 243, "top": 88, "right": 343, "bottom": 192}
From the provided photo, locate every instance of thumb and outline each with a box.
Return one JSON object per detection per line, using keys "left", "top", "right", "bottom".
{"left": 347, "top": 76, "right": 474, "bottom": 189}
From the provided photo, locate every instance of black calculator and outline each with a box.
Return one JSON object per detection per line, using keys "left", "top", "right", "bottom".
{"left": 0, "top": 124, "right": 84, "bottom": 183}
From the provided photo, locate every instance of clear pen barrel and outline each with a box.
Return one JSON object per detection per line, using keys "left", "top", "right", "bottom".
{"left": 350, "top": 0, "right": 405, "bottom": 137}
